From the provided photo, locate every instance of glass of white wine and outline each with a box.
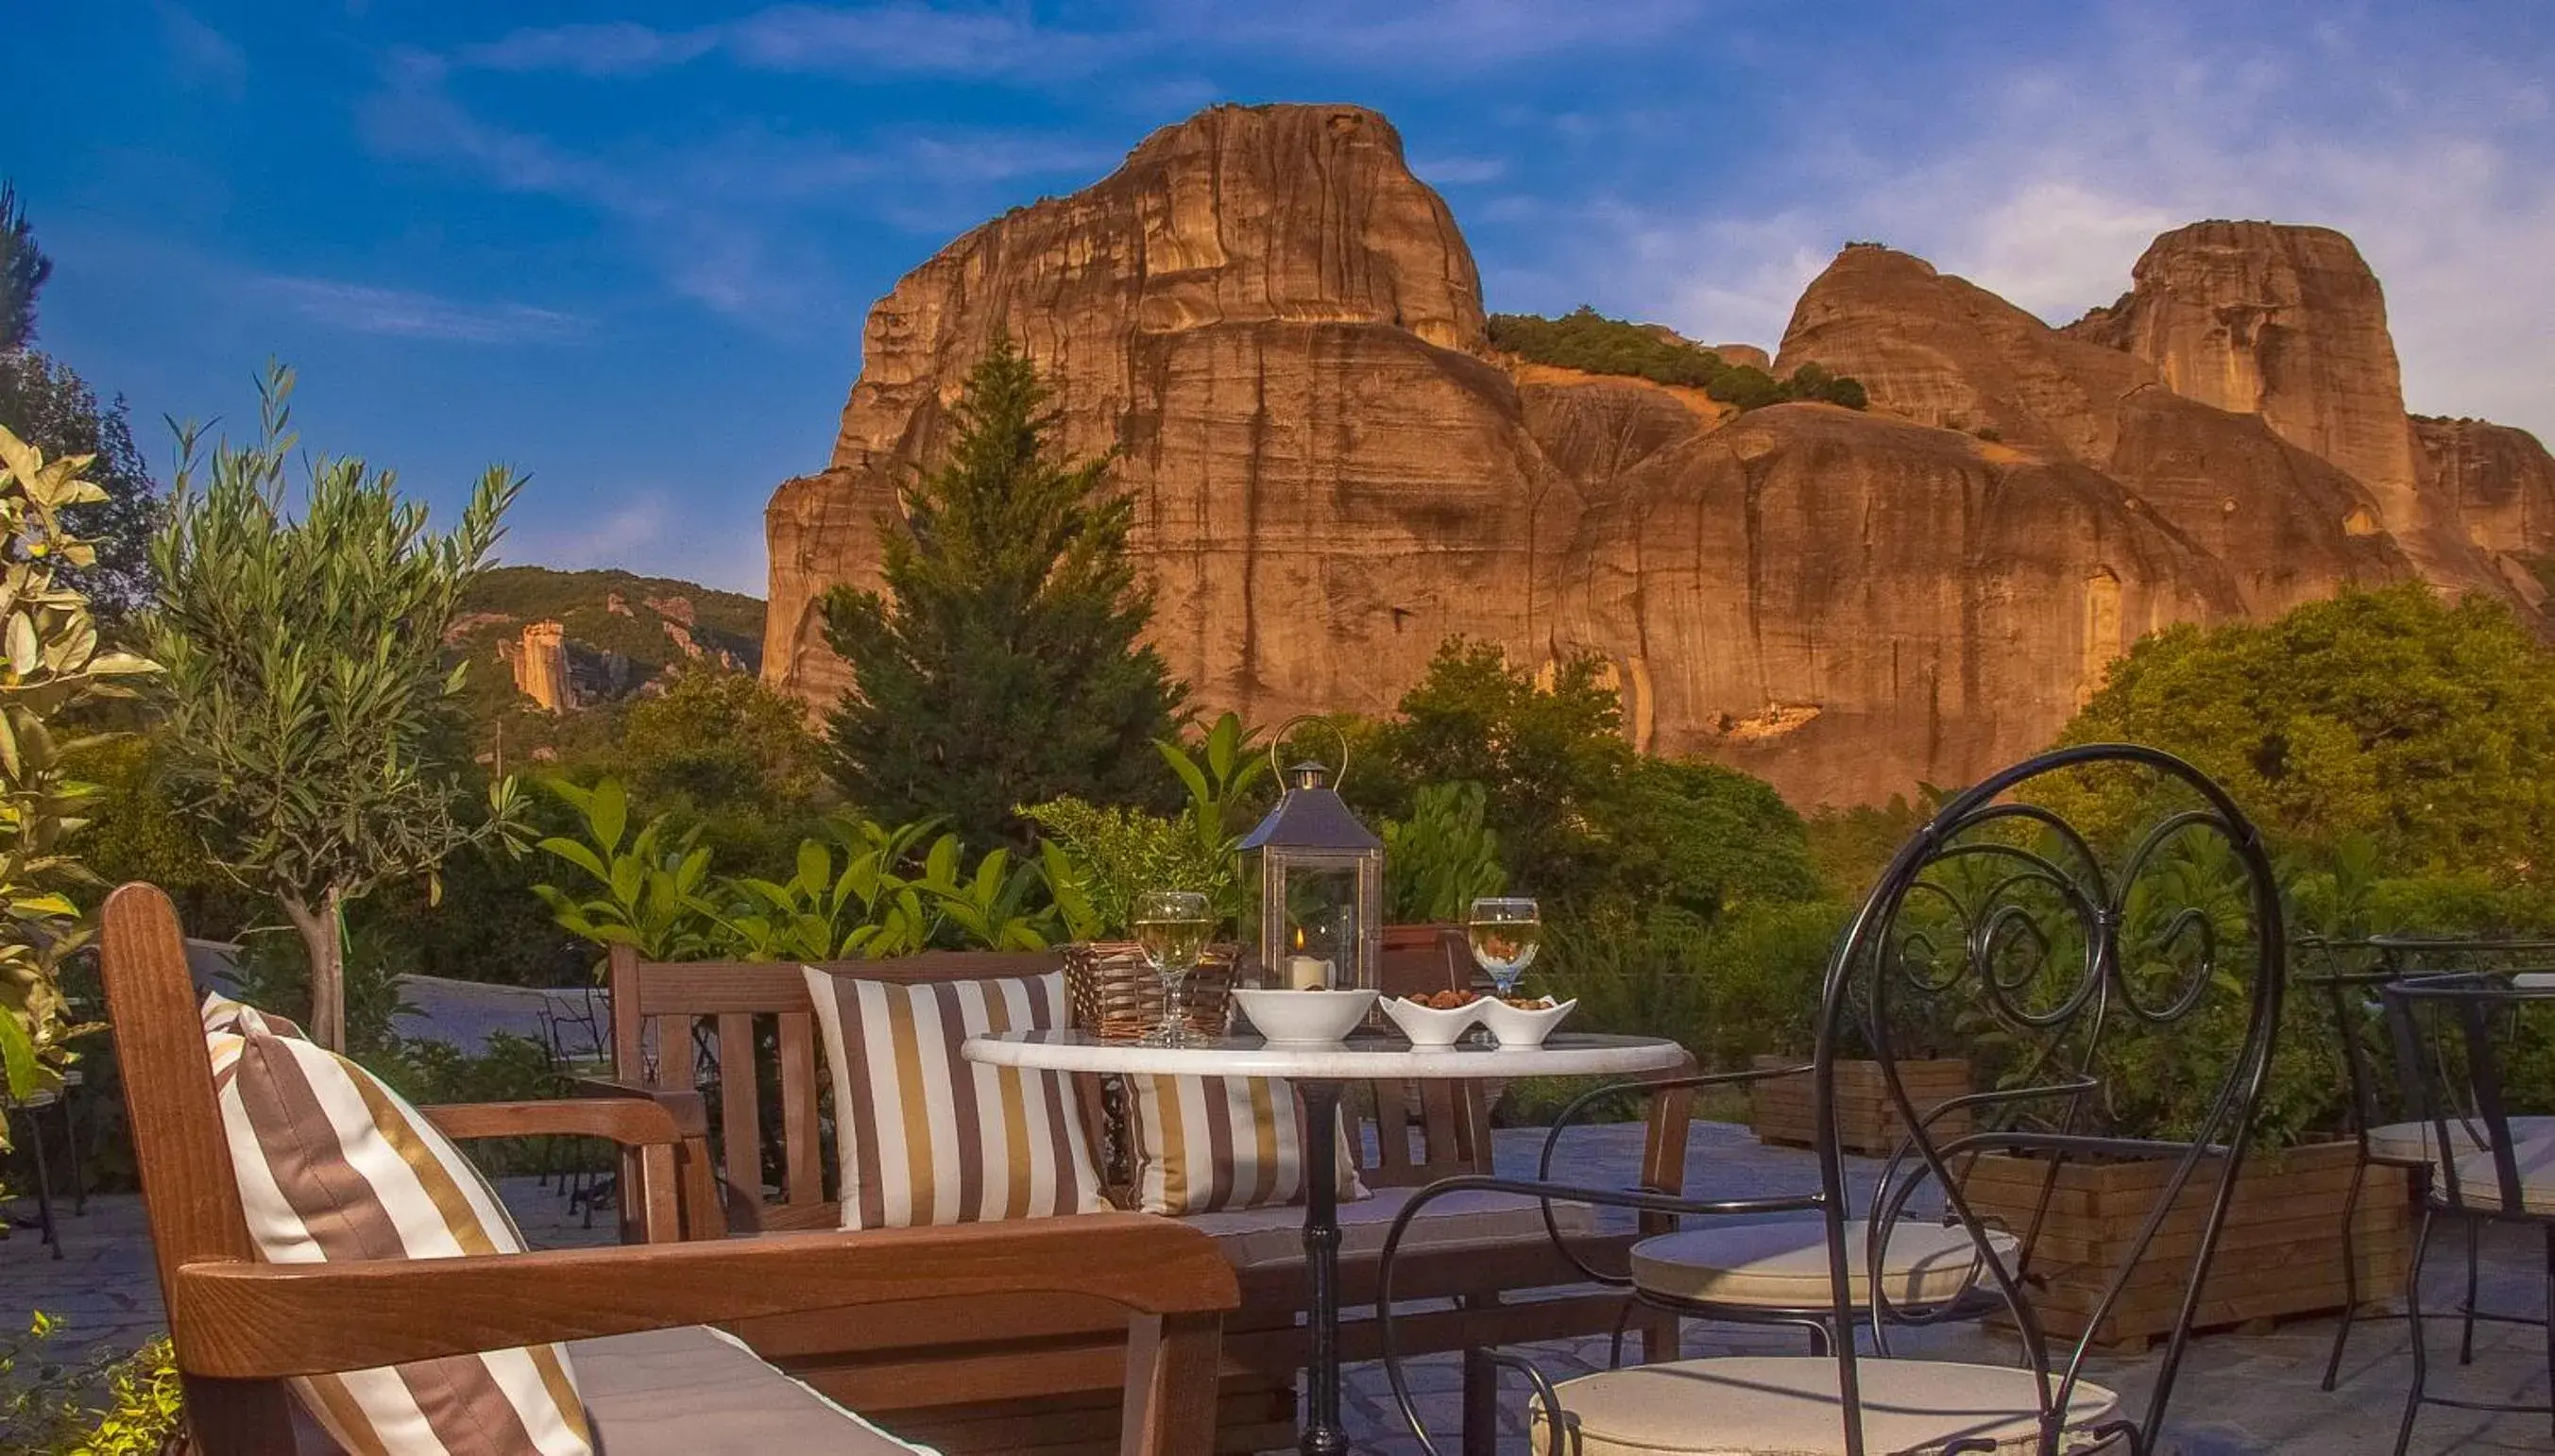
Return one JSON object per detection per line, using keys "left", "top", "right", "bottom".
{"left": 1467, "top": 897, "right": 1542, "bottom": 999}
{"left": 1133, "top": 889, "right": 1214, "bottom": 1046}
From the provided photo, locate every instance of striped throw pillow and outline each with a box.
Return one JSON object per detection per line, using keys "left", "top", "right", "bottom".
{"left": 208, "top": 1016, "right": 594, "bottom": 1455}
{"left": 1121, "top": 1075, "right": 1371, "bottom": 1216}
{"left": 803, "top": 968, "right": 1109, "bottom": 1229}
{"left": 201, "top": 990, "right": 306, "bottom": 1040}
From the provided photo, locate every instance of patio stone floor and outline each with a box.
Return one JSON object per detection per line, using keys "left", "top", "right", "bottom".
{"left": 7, "top": 1120, "right": 2546, "bottom": 1454}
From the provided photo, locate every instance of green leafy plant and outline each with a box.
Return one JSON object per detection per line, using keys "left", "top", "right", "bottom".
{"left": 1380, "top": 781, "right": 1507, "bottom": 923}
{"left": 1022, "top": 796, "right": 1235, "bottom": 938}
{"left": 529, "top": 778, "right": 718, "bottom": 966}
{"left": 911, "top": 833, "right": 1056, "bottom": 950}
{"left": 0, "top": 426, "right": 156, "bottom": 1151}
{"left": 1485, "top": 306, "right": 1865, "bottom": 410}
{"left": 0, "top": 1316, "right": 181, "bottom": 1456}
{"left": 707, "top": 817, "right": 938, "bottom": 960}
{"left": 148, "top": 364, "right": 526, "bottom": 1048}
{"left": 1157, "top": 711, "right": 1271, "bottom": 848}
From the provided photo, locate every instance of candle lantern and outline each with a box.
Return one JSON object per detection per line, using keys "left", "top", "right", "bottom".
{"left": 1238, "top": 717, "right": 1384, "bottom": 998}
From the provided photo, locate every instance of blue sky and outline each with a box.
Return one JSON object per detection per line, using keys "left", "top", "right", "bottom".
{"left": 13, "top": 2, "right": 2552, "bottom": 595}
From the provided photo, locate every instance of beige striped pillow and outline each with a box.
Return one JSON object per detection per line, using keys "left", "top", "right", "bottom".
{"left": 1121, "top": 1075, "right": 1371, "bottom": 1216}
{"left": 207, "top": 1017, "right": 594, "bottom": 1455}
{"left": 201, "top": 990, "right": 305, "bottom": 1039}
{"left": 803, "top": 968, "right": 1109, "bottom": 1229}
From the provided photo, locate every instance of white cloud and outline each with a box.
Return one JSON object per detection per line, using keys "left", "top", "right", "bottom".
{"left": 257, "top": 276, "right": 586, "bottom": 344}
{"left": 455, "top": 4, "right": 1125, "bottom": 83}
{"left": 359, "top": 57, "right": 1117, "bottom": 324}
{"left": 159, "top": 3, "right": 247, "bottom": 97}
{"left": 1410, "top": 155, "right": 1507, "bottom": 186}
{"left": 1562, "top": 9, "right": 2555, "bottom": 441}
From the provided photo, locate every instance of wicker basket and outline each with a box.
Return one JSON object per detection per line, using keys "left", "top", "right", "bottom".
{"left": 1063, "top": 941, "right": 1238, "bottom": 1041}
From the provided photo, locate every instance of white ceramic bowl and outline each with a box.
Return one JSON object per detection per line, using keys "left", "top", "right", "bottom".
{"left": 1381, "top": 995, "right": 1483, "bottom": 1047}
{"left": 1232, "top": 987, "right": 1379, "bottom": 1045}
{"left": 1476, "top": 996, "right": 1576, "bottom": 1048}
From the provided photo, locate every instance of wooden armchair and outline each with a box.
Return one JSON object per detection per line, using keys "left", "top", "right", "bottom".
{"left": 99, "top": 885, "right": 1237, "bottom": 1456}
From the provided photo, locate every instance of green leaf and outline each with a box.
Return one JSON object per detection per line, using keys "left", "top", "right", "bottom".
{"left": 0, "top": 1007, "right": 36, "bottom": 1100}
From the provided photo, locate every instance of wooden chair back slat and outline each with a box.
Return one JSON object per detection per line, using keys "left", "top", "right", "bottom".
{"left": 1362, "top": 1082, "right": 1411, "bottom": 1182}
{"left": 777, "top": 1012, "right": 822, "bottom": 1206}
{"left": 99, "top": 887, "right": 262, "bottom": 1294}
{"left": 97, "top": 886, "right": 321, "bottom": 1448}
{"left": 717, "top": 1014, "right": 761, "bottom": 1209}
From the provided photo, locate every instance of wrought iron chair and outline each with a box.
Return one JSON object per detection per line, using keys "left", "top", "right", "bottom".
{"left": 2377, "top": 972, "right": 2555, "bottom": 1455}
{"left": 2298, "top": 935, "right": 2555, "bottom": 1390}
{"left": 1376, "top": 744, "right": 2290, "bottom": 1456}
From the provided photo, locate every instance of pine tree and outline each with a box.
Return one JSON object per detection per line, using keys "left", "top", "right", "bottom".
{"left": 0, "top": 182, "right": 50, "bottom": 353}
{"left": 823, "top": 339, "right": 1184, "bottom": 846}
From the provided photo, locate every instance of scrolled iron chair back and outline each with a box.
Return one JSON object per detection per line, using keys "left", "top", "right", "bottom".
{"left": 1826, "top": 744, "right": 2289, "bottom": 1454}
{"left": 1371, "top": 745, "right": 2287, "bottom": 1456}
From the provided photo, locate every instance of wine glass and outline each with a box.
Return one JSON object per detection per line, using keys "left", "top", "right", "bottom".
{"left": 1467, "top": 897, "right": 1542, "bottom": 999}
{"left": 1132, "top": 889, "right": 1213, "bottom": 1046}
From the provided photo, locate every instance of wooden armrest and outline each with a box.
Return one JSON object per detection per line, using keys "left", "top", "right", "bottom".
{"left": 419, "top": 1097, "right": 684, "bottom": 1147}
{"left": 566, "top": 1074, "right": 724, "bottom": 1239}
{"left": 419, "top": 1098, "right": 688, "bottom": 1241}
{"left": 566, "top": 1074, "right": 709, "bottom": 1136}
{"left": 169, "top": 1212, "right": 1239, "bottom": 1380}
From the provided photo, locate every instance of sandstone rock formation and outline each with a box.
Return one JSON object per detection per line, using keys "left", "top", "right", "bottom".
{"left": 2069, "top": 223, "right": 2419, "bottom": 526}
{"left": 766, "top": 104, "right": 2554, "bottom": 806}
{"left": 2418, "top": 417, "right": 2555, "bottom": 553}
{"left": 767, "top": 103, "right": 1562, "bottom": 724}
{"left": 502, "top": 621, "right": 571, "bottom": 714}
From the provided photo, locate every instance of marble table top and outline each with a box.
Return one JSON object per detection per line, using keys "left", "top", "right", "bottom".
{"left": 961, "top": 1028, "right": 1690, "bottom": 1080}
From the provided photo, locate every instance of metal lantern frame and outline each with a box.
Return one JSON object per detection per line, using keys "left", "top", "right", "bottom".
{"left": 1238, "top": 717, "right": 1384, "bottom": 996}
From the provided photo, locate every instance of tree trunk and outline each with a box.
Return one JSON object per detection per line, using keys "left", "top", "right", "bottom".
{"left": 280, "top": 889, "right": 348, "bottom": 1052}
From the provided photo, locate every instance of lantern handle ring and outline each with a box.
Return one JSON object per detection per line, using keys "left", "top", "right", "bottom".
{"left": 1269, "top": 714, "right": 1352, "bottom": 789}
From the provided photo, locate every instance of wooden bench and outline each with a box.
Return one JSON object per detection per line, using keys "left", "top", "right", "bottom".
{"left": 98, "top": 883, "right": 1237, "bottom": 1456}
{"left": 589, "top": 933, "right": 1698, "bottom": 1456}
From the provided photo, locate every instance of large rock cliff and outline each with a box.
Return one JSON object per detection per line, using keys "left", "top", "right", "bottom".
{"left": 766, "top": 105, "right": 2553, "bottom": 806}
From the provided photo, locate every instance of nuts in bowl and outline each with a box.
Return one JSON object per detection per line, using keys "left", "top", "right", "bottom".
{"left": 1476, "top": 994, "right": 1576, "bottom": 1047}
{"left": 1381, "top": 990, "right": 1483, "bottom": 1047}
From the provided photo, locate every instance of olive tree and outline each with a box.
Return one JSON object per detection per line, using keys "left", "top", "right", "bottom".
{"left": 0, "top": 426, "right": 156, "bottom": 1133}
{"left": 147, "top": 365, "right": 523, "bottom": 1048}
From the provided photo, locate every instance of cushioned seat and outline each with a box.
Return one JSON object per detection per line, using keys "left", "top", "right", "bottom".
{"left": 2451, "top": 1136, "right": 2555, "bottom": 1215}
{"left": 1180, "top": 1184, "right": 1597, "bottom": 1270}
{"left": 294, "top": 1326, "right": 935, "bottom": 1455}
{"left": 1528, "top": 1357, "right": 2120, "bottom": 1456}
{"left": 1629, "top": 1218, "right": 2018, "bottom": 1310}
{"left": 2366, "top": 1116, "right": 2555, "bottom": 1164}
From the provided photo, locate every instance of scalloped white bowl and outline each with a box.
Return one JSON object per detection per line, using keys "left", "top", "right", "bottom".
{"left": 1381, "top": 995, "right": 1484, "bottom": 1047}
{"left": 1232, "top": 987, "right": 1378, "bottom": 1045}
{"left": 1477, "top": 997, "right": 1576, "bottom": 1047}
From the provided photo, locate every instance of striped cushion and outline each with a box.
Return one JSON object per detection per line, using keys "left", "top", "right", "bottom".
{"left": 208, "top": 1016, "right": 593, "bottom": 1455}
{"left": 202, "top": 990, "right": 306, "bottom": 1040}
{"left": 803, "top": 968, "right": 1109, "bottom": 1229}
{"left": 1121, "top": 1075, "right": 1371, "bottom": 1216}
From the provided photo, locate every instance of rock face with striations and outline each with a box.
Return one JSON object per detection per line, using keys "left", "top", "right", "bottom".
{"left": 767, "top": 104, "right": 2553, "bottom": 806}
{"left": 766, "top": 103, "right": 1564, "bottom": 724}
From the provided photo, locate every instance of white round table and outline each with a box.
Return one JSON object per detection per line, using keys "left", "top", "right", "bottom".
{"left": 963, "top": 1030, "right": 1689, "bottom": 1456}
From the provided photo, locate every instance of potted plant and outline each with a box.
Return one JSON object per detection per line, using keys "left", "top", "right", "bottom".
{"left": 1950, "top": 862, "right": 2406, "bottom": 1352}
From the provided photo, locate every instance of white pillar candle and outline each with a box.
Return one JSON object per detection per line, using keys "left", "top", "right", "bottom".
{"left": 1286, "top": 955, "right": 1330, "bottom": 990}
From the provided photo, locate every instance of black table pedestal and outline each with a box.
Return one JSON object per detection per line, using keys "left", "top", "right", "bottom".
{"left": 1297, "top": 1078, "right": 1350, "bottom": 1456}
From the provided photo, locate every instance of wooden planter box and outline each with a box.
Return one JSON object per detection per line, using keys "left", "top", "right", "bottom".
{"left": 1749, "top": 1056, "right": 1972, "bottom": 1155}
{"left": 1957, "top": 1140, "right": 2410, "bottom": 1351}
